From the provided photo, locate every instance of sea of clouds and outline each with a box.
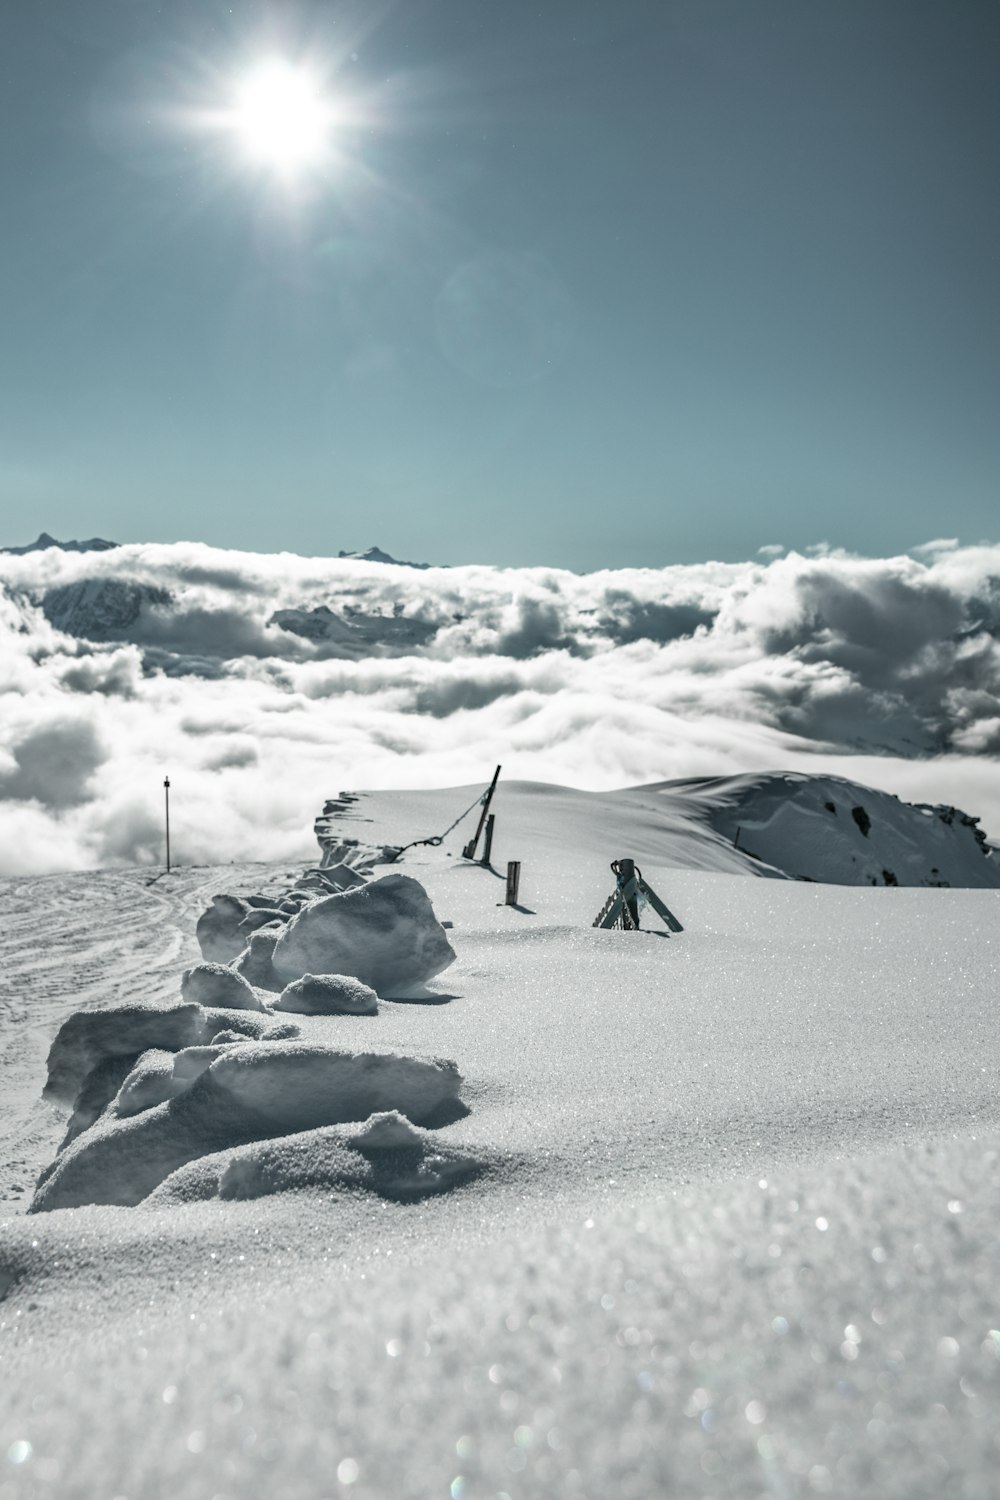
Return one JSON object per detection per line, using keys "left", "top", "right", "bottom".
{"left": 1, "top": 537, "right": 999, "bottom": 875}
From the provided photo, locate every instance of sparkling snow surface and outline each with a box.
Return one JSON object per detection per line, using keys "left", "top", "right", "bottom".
{"left": 1, "top": 784, "right": 1000, "bottom": 1498}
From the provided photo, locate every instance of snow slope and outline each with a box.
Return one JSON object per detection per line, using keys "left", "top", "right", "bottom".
{"left": 1, "top": 784, "right": 1000, "bottom": 1498}
{"left": 653, "top": 771, "right": 998, "bottom": 886}
{"left": 315, "top": 773, "right": 1000, "bottom": 887}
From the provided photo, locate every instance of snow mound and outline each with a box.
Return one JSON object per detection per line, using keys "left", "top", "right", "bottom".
{"left": 655, "top": 771, "right": 1000, "bottom": 887}
{"left": 149, "top": 1110, "right": 483, "bottom": 1206}
{"left": 30, "top": 1043, "right": 464, "bottom": 1210}
{"left": 205, "top": 1008, "right": 287, "bottom": 1040}
{"left": 232, "top": 928, "right": 282, "bottom": 989}
{"left": 180, "top": 962, "right": 267, "bottom": 1011}
{"left": 196, "top": 894, "right": 252, "bottom": 963}
{"left": 271, "top": 874, "right": 456, "bottom": 996}
{"left": 271, "top": 972, "right": 379, "bottom": 1016}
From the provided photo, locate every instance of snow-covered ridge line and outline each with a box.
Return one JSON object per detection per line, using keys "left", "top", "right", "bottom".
{"left": 0, "top": 530, "right": 118, "bottom": 555}
{"left": 649, "top": 771, "right": 1000, "bottom": 888}
{"left": 315, "top": 775, "right": 1000, "bottom": 890}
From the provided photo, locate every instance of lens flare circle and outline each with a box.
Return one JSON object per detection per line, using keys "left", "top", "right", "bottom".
{"left": 230, "top": 59, "right": 333, "bottom": 171}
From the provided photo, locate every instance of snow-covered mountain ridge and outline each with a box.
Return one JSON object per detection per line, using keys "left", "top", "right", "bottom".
{"left": 315, "top": 772, "right": 1000, "bottom": 889}
{"left": 0, "top": 530, "right": 118, "bottom": 555}
{"left": 650, "top": 771, "right": 997, "bottom": 887}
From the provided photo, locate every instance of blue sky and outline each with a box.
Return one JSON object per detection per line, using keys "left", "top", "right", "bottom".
{"left": 2, "top": 0, "right": 998, "bottom": 569}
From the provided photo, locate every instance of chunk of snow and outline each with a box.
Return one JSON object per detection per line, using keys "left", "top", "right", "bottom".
{"left": 200, "top": 1007, "right": 276, "bottom": 1041}
{"left": 30, "top": 1043, "right": 463, "bottom": 1210}
{"left": 348, "top": 1110, "right": 424, "bottom": 1151}
{"left": 59, "top": 1053, "right": 139, "bottom": 1150}
{"left": 196, "top": 894, "right": 252, "bottom": 963}
{"left": 42, "top": 1003, "right": 207, "bottom": 1108}
{"left": 271, "top": 874, "right": 456, "bottom": 996}
{"left": 114, "top": 1049, "right": 183, "bottom": 1117}
{"left": 232, "top": 928, "right": 282, "bottom": 990}
{"left": 115, "top": 1044, "right": 235, "bottom": 1118}
{"left": 180, "top": 962, "right": 267, "bottom": 1012}
{"left": 271, "top": 973, "right": 379, "bottom": 1016}
{"left": 261, "top": 1021, "right": 301, "bottom": 1041}
{"left": 238, "top": 907, "right": 288, "bottom": 936}
{"left": 209, "top": 1044, "right": 461, "bottom": 1132}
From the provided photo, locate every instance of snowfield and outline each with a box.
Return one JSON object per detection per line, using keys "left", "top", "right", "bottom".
{"left": 1, "top": 778, "right": 999, "bottom": 1498}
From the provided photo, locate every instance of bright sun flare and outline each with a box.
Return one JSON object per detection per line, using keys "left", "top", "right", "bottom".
{"left": 230, "top": 60, "right": 334, "bottom": 171}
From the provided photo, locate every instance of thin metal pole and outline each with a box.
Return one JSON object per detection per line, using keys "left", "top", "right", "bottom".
{"left": 164, "top": 775, "right": 171, "bottom": 873}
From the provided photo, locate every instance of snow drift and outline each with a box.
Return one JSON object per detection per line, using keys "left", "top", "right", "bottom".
{"left": 31, "top": 1038, "right": 464, "bottom": 1211}
{"left": 148, "top": 1110, "right": 483, "bottom": 1205}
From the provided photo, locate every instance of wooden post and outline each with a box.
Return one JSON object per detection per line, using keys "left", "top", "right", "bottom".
{"left": 164, "top": 775, "right": 171, "bottom": 873}
{"left": 618, "top": 857, "right": 639, "bottom": 929}
{"left": 481, "top": 814, "right": 495, "bottom": 866}
{"left": 462, "top": 764, "right": 502, "bottom": 859}
{"left": 505, "top": 860, "right": 521, "bottom": 906}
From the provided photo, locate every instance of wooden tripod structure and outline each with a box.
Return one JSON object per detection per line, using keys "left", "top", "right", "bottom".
{"left": 592, "top": 858, "right": 683, "bottom": 933}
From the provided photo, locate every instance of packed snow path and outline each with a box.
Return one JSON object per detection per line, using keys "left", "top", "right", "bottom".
{"left": 0, "top": 864, "right": 238, "bottom": 1213}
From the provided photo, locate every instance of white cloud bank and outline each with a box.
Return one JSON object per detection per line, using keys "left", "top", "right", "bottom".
{"left": 2, "top": 540, "right": 1000, "bottom": 874}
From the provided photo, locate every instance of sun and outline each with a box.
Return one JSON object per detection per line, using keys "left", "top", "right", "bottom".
{"left": 228, "top": 59, "right": 336, "bottom": 173}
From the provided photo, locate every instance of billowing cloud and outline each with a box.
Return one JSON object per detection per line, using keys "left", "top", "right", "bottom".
{"left": 1, "top": 539, "right": 1000, "bottom": 874}
{"left": 0, "top": 718, "right": 106, "bottom": 809}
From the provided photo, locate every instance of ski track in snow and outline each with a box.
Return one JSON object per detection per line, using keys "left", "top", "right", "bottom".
{"left": 0, "top": 864, "right": 277, "bottom": 1214}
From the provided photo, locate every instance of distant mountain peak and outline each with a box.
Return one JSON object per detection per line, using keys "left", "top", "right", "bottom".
{"left": 1, "top": 531, "right": 119, "bottom": 556}
{"left": 336, "top": 546, "right": 433, "bottom": 569}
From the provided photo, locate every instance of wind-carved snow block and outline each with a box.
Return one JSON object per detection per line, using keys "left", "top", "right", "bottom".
{"left": 272, "top": 973, "right": 379, "bottom": 1016}
{"left": 43, "top": 1002, "right": 207, "bottom": 1109}
{"left": 30, "top": 1044, "right": 464, "bottom": 1211}
{"left": 270, "top": 874, "right": 456, "bottom": 997}
{"left": 43, "top": 1003, "right": 284, "bottom": 1117}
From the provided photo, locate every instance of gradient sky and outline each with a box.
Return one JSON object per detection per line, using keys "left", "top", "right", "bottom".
{"left": 2, "top": 0, "right": 998, "bottom": 570}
